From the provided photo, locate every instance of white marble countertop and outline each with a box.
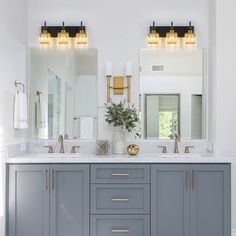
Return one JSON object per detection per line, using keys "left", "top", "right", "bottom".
{"left": 5, "top": 153, "right": 235, "bottom": 164}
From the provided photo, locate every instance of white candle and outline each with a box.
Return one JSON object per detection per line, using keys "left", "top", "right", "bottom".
{"left": 105, "top": 62, "right": 113, "bottom": 76}
{"left": 125, "top": 62, "right": 132, "bottom": 76}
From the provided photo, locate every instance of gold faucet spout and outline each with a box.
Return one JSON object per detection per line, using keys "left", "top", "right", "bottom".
{"left": 174, "top": 134, "right": 180, "bottom": 153}
{"left": 58, "top": 135, "right": 64, "bottom": 153}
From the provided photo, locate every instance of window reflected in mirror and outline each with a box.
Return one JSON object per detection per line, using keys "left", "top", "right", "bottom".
{"left": 145, "top": 94, "right": 180, "bottom": 139}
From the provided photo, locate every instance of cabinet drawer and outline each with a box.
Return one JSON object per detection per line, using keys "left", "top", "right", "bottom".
{"left": 90, "top": 215, "right": 150, "bottom": 236}
{"left": 91, "top": 164, "right": 150, "bottom": 183}
{"left": 91, "top": 184, "right": 150, "bottom": 214}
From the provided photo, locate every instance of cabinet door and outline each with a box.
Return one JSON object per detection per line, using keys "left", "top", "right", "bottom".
{"left": 49, "top": 164, "right": 89, "bottom": 236}
{"left": 8, "top": 164, "right": 50, "bottom": 236}
{"left": 190, "top": 164, "right": 231, "bottom": 236}
{"left": 151, "top": 164, "right": 190, "bottom": 236}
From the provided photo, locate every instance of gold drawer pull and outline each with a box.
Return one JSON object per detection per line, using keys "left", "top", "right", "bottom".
{"left": 112, "top": 198, "right": 130, "bottom": 202}
{"left": 111, "top": 173, "right": 130, "bottom": 177}
{"left": 112, "top": 228, "right": 129, "bottom": 233}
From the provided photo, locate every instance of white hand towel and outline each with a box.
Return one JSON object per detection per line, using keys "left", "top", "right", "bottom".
{"left": 14, "top": 91, "right": 28, "bottom": 129}
{"left": 80, "top": 117, "right": 94, "bottom": 139}
{"left": 35, "top": 95, "right": 46, "bottom": 129}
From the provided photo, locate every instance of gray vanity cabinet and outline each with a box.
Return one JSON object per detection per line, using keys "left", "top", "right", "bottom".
{"left": 8, "top": 164, "right": 50, "bottom": 236}
{"left": 151, "top": 164, "right": 231, "bottom": 236}
{"left": 8, "top": 164, "right": 89, "bottom": 236}
{"left": 151, "top": 164, "right": 190, "bottom": 236}
{"left": 49, "top": 164, "right": 89, "bottom": 236}
{"left": 190, "top": 164, "right": 231, "bottom": 236}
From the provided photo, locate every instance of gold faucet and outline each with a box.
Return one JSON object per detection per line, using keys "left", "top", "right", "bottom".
{"left": 174, "top": 134, "right": 180, "bottom": 153}
{"left": 58, "top": 135, "right": 64, "bottom": 153}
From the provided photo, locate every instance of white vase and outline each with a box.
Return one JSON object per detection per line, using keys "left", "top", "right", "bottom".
{"left": 113, "top": 127, "right": 126, "bottom": 155}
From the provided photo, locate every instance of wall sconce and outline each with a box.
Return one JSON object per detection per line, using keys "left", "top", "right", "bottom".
{"left": 39, "top": 21, "right": 51, "bottom": 45}
{"left": 38, "top": 21, "right": 89, "bottom": 48}
{"left": 105, "top": 62, "right": 132, "bottom": 103}
{"left": 166, "top": 22, "right": 178, "bottom": 45}
{"left": 147, "top": 22, "right": 160, "bottom": 45}
{"left": 146, "top": 21, "right": 197, "bottom": 49}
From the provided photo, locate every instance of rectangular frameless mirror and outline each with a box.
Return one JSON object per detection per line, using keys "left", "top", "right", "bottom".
{"left": 29, "top": 48, "right": 98, "bottom": 139}
{"left": 140, "top": 49, "right": 206, "bottom": 140}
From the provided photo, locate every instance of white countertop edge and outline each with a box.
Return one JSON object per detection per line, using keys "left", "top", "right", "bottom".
{"left": 4, "top": 155, "right": 235, "bottom": 164}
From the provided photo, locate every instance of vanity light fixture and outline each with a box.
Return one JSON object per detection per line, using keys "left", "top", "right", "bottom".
{"left": 166, "top": 22, "right": 178, "bottom": 45}
{"left": 57, "top": 22, "right": 69, "bottom": 45}
{"left": 75, "top": 21, "right": 88, "bottom": 47}
{"left": 147, "top": 21, "right": 160, "bottom": 45}
{"left": 39, "top": 21, "right": 51, "bottom": 45}
{"left": 184, "top": 21, "right": 197, "bottom": 45}
{"left": 105, "top": 62, "right": 132, "bottom": 103}
{"left": 38, "top": 21, "right": 89, "bottom": 48}
{"left": 147, "top": 21, "right": 196, "bottom": 49}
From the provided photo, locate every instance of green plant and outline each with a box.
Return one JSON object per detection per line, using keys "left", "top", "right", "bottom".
{"left": 105, "top": 101, "right": 140, "bottom": 137}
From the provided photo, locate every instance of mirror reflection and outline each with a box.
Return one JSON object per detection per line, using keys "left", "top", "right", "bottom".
{"left": 29, "top": 48, "right": 98, "bottom": 139}
{"left": 140, "top": 49, "right": 205, "bottom": 140}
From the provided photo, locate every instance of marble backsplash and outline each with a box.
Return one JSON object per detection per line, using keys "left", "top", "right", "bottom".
{"left": 6, "top": 139, "right": 210, "bottom": 158}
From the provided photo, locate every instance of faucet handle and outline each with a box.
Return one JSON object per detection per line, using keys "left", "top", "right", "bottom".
{"left": 158, "top": 146, "right": 167, "bottom": 153}
{"left": 71, "top": 146, "right": 80, "bottom": 153}
{"left": 44, "top": 145, "right": 53, "bottom": 153}
{"left": 185, "top": 146, "right": 194, "bottom": 154}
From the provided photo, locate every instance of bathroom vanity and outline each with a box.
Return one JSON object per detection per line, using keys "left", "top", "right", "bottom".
{"left": 6, "top": 156, "right": 231, "bottom": 236}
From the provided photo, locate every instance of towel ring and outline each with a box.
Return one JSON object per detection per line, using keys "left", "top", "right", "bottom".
{"left": 15, "top": 80, "right": 25, "bottom": 93}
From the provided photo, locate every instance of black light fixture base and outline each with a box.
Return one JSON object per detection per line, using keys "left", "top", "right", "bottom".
{"left": 41, "top": 26, "right": 86, "bottom": 37}
{"left": 150, "top": 26, "right": 194, "bottom": 37}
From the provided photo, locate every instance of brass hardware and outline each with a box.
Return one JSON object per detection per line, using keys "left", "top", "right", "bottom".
{"left": 158, "top": 146, "right": 167, "bottom": 153}
{"left": 174, "top": 134, "right": 180, "bottom": 153}
{"left": 44, "top": 145, "right": 53, "bottom": 153}
{"left": 127, "top": 144, "right": 139, "bottom": 156}
{"left": 113, "top": 77, "right": 124, "bottom": 95}
{"left": 45, "top": 170, "right": 49, "bottom": 190}
{"left": 185, "top": 145, "right": 194, "bottom": 153}
{"left": 192, "top": 170, "right": 195, "bottom": 190}
{"left": 71, "top": 146, "right": 80, "bottom": 153}
{"left": 107, "top": 75, "right": 112, "bottom": 102}
{"left": 185, "top": 171, "right": 188, "bottom": 191}
{"left": 112, "top": 228, "right": 129, "bottom": 233}
{"left": 106, "top": 75, "right": 132, "bottom": 103}
{"left": 127, "top": 76, "right": 131, "bottom": 103}
{"left": 58, "top": 135, "right": 64, "bottom": 153}
{"left": 111, "top": 173, "right": 130, "bottom": 177}
{"left": 112, "top": 198, "right": 130, "bottom": 202}
{"left": 50, "top": 170, "right": 54, "bottom": 189}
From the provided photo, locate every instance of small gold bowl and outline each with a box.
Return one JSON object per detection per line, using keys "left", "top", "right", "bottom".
{"left": 127, "top": 144, "right": 139, "bottom": 156}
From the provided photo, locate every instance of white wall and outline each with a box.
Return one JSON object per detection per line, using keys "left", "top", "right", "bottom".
{"left": 214, "top": 0, "right": 236, "bottom": 233}
{"left": 27, "top": 0, "right": 210, "bottom": 139}
{"left": 0, "top": 0, "right": 28, "bottom": 234}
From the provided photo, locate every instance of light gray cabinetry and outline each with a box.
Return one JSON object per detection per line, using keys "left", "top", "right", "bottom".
{"left": 8, "top": 163, "right": 231, "bottom": 236}
{"left": 190, "top": 164, "right": 231, "bottom": 236}
{"left": 151, "top": 164, "right": 231, "bottom": 236}
{"left": 8, "top": 164, "right": 89, "bottom": 236}
{"left": 90, "top": 215, "right": 150, "bottom": 236}
{"left": 49, "top": 164, "right": 89, "bottom": 236}
{"left": 8, "top": 164, "right": 50, "bottom": 236}
{"left": 151, "top": 164, "right": 190, "bottom": 236}
{"left": 90, "top": 164, "right": 151, "bottom": 236}
{"left": 91, "top": 184, "right": 150, "bottom": 214}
